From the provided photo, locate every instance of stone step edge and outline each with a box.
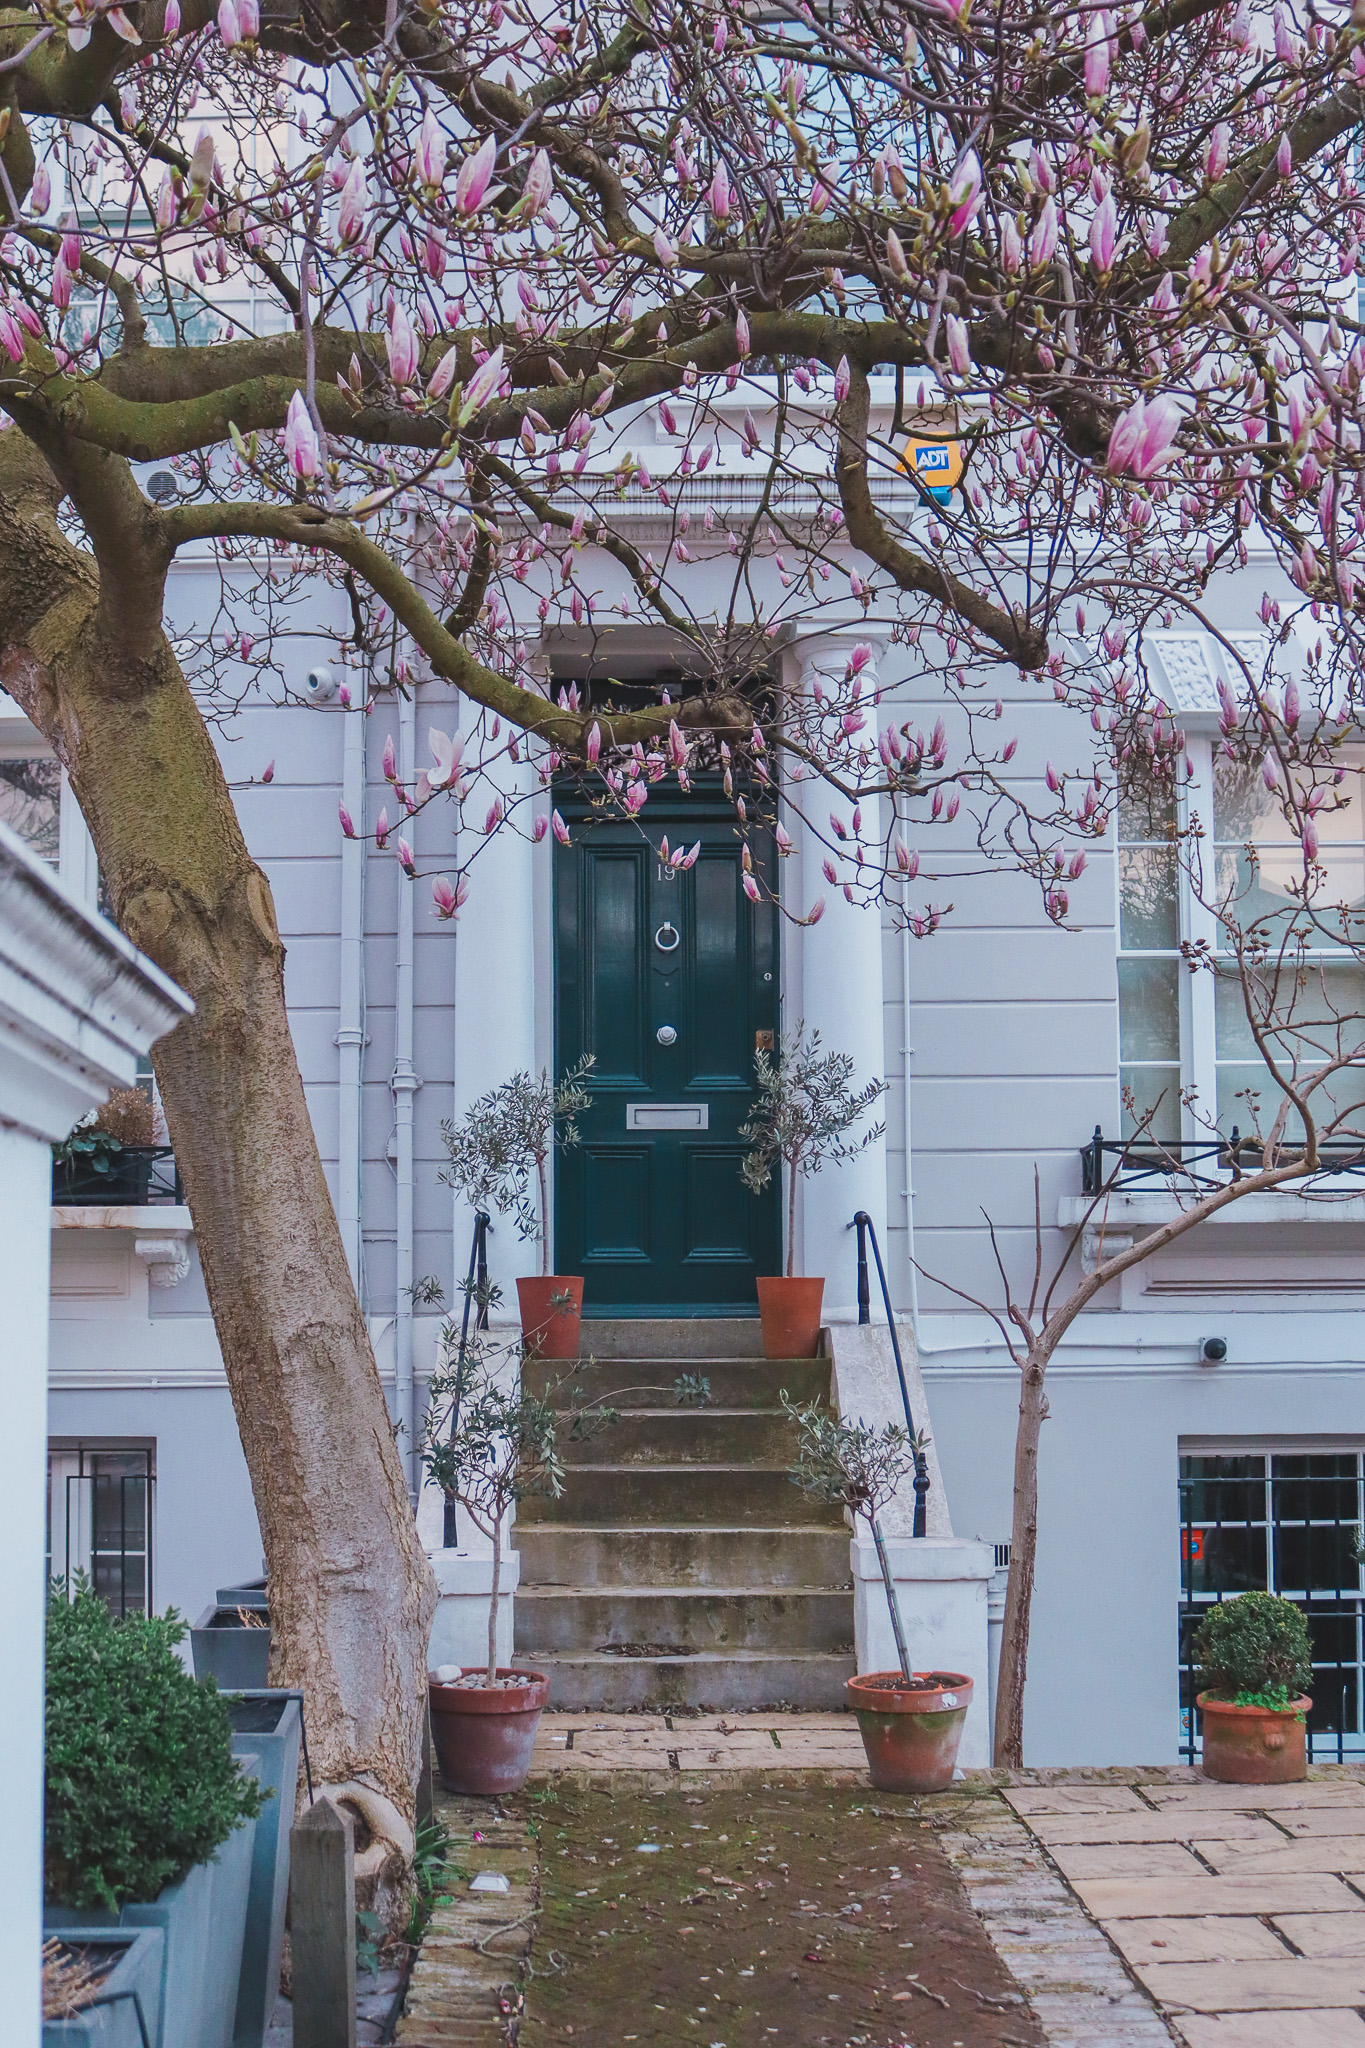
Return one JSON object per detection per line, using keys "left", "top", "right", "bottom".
{"left": 516, "top": 1583, "right": 853, "bottom": 1597}
{"left": 515, "top": 1524, "right": 848, "bottom": 1535}
{"left": 516, "top": 1649, "right": 856, "bottom": 1666}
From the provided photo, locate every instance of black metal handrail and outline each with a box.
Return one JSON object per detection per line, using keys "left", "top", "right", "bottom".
{"left": 52, "top": 1144, "right": 184, "bottom": 1205}
{"left": 443, "top": 1210, "right": 491, "bottom": 1548}
{"left": 853, "top": 1210, "right": 929, "bottom": 1538}
{"left": 1083, "top": 1124, "right": 1365, "bottom": 1194}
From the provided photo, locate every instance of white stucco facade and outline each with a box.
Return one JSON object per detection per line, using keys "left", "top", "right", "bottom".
{"left": 9, "top": 387, "right": 1365, "bottom": 1766}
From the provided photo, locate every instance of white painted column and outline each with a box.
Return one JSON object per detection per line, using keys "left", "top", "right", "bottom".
{"left": 451, "top": 755, "right": 539, "bottom": 1316}
{"left": 791, "top": 633, "right": 890, "bottom": 1315}
{"left": 0, "top": 821, "right": 191, "bottom": 2048}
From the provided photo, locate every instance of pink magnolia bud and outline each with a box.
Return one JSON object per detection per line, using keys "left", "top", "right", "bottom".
{"left": 427, "top": 343, "right": 459, "bottom": 400}
{"left": 397, "top": 837, "right": 416, "bottom": 875}
{"left": 261, "top": 760, "right": 275, "bottom": 783}
{"left": 552, "top": 809, "right": 571, "bottom": 846}
{"left": 532, "top": 814, "right": 549, "bottom": 842}
{"left": 1277, "top": 132, "right": 1293, "bottom": 179}
{"left": 1030, "top": 196, "right": 1058, "bottom": 271}
{"left": 653, "top": 225, "right": 678, "bottom": 268}
{"left": 336, "top": 159, "right": 368, "bottom": 246}
{"left": 236, "top": 0, "right": 258, "bottom": 36}
{"left": 1303, "top": 817, "right": 1319, "bottom": 860}
{"left": 1089, "top": 189, "right": 1116, "bottom": 273}
{"left": 454, "top": 133, "right": 498, "bottom": 216}
{"left": 806, "top": 896, "right": 825, "bottom": 924}
{"left": 417, "top": 110, "right": 447, "bottom": 190}
{"left": 586, "top": 722, "right": 601, "bottom": 764}
{"left": 1084, "top": 9, "right": 1112, "bottom": 96}
{"left": 522, "top": 149, "right": 553, "bottom": 218}
{"left": 217, "top": 0, "right": 241, "bottom": 46}
{"left": 708, "top": 161, "right": 731, "bottom": 222}
{"left": 375, "top": 807, "right": 389, "bottom": 848}
{"left": 29, "top": 164, "right": 50, "bottom": 215}
{"left": 946, "top": 316, "right": 971, "bottom": 376}
{"left": 386, "top": 303, "right": 419, "bottom": 386}
{"left": 946, "top": 149, "right": 983, "bottom": 237}
{"left": 885, "top": 228, "right": 909, "bottom": 279}
{"left": 1205, "top": 122, "right": 1231, "bottom": 183}
{"left": 668, "top": 719, "right": 688, "bottom": 768}
{"left": 339, "top": 802, "right": 355, "bottom": 837}
{"left": 383, "top": 734, "right": 398, "bottom": 781}
{"left": 0, "top": 309, "right": 24, "bottom": 363}
{"left": 283, "top": 389, "right": 319, "bottom": 479}
{"left": 834, "top": 355, "right": 851, "bottom": 402}
{"left": 742, "top": 873, "right": 761, "bottom": 903}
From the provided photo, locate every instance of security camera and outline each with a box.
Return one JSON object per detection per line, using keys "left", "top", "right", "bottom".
{"left": 305, "top": 665, "right": 337, "bottom": 702}
{"left": 1200, "top": 1336, "right": 1228, "bottom": 1366}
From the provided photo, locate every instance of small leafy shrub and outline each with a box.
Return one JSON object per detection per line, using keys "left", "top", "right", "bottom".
{"left": 45, "top": 1582, "right": 264, "bottom": 1911}
{"left": 1194, "top": 1590, "right": 1314, "bottom": 1709}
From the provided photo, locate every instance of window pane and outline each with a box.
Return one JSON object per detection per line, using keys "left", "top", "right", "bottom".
{"left": 1119, "top": 846, "right": 1179, "bottom": 950}
{"left": 1119, "top": 958, "right": 1181, "bottom": 1062}
{"left": 1119, "top": 778, "right": 1176, "bottom": 844}
{"left": 0, "top": 757, "right": 60, "bottom": 864}
{"left": 1121, "top": 1064, "right": 1182, "bottom": 1142}
{"left": 1215, "top": 757, "right": 1365, "bottom": 845}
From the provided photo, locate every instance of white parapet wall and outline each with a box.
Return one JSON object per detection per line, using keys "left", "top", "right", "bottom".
{"left": 850, "top": 1536, "right": 994, "bottom": 1768}
{"left": 828, "top": 1320, "right": 992, "bottom": 1765}
{"left": 426, "top": 1546, "right": 519, "bottom": 1673}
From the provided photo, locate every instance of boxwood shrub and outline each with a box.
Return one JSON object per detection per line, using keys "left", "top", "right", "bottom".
{"left": 45, "top": 1582, "right": 264, "bottom": 1911}
{"left": 1194, "top": 1589, "right": 1314, "bottom": 1710}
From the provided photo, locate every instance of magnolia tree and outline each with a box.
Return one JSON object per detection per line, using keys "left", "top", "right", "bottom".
{"left": 6, "top": 0, "right": 1365, "bottom": 1874}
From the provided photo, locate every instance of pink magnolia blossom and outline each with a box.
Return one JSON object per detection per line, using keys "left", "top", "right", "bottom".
{"left": 586, "top": 721, "right": 602, "bottom": 764}
{"left": 386, "top": 304, "right": 419, "bottom": 386}
{"left": 432, "top": 874, "right": 465, "bottom": 919}
{"left": 427, "top": 344, "right": 459, "bottom": 400}
{"left": 1205, "top": 122, "right": 1231, "bottom": 184}
{"left": 283, "top": 390, "right": 319, "bottom": 479}
{"left": 668, "top": 719, "right": 688, "bottom": 768}
{"left": 742, "top": 873, "right": 761, "bottom": 903}
{"left": 1030, "top": 197, "right": 1058, "bottom": 270}
{"left": 946, "top": 149, "right": 983, "bottom": 236}
{"left": 0, "top": 309, "right": 25, "bottom": 363}
{"left": 1303, "top": 818, "right": 1319, "bottom": 861}
{"left": 428, "top": 728, "right": 464, "bottom": 787}
{"left": 336, "top": 159, "right": 368, "bottom": 246}
{"left": 653, "top": 225, "right": 678, "bottom": 268}
{"left": 1000, "top": 214, "right": 1022, "bottom": 273}
{"left": 162, "top": 0, "right": 180, "bottom": 28}
{"left": 417, "top": 110, "right": 447, "bottom": 190}
{"left": 1089, "top": 189, "right": 1117, "bottom": 273}
{"left": 453, "top": 133, "right": 498, "bottom": 216}
{"left": 396, "top": 839, "right": 416, "bottom": 876}
{"left": 834, "top": 355, "right": 851, "bottom": 402}
{"left": 217, "top": 0, "right": 241, "bottom": 46}
{"left": 1083, "top": 10, "right": 1112, "bottom": 96}
{"left": 521, "top": 149, "right": 553, "bottom": 218}
{"left": 551, "top": 809, "right": 571, "bottom": 846}
{"left": 460, "top": 342, "right": 505, "bottom": 417}
{"left": 946, "top": 316, "right": 971, "bottom": 376}
{"left": 532, "top": 814, "right": 549, "bottom": 842}
{"left": 708, "top": 161, "right": 731, "bottom": 222}
{"left": 1106, "top": 392, "right": 1183, "bottom": 477}
{"left": 625, "top": 781, "right": 648, "bottom": 815}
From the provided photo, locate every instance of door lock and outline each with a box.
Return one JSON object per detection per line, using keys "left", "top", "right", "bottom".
{"left": 656, "top": 1025, "right": 678, "bottom": 1046}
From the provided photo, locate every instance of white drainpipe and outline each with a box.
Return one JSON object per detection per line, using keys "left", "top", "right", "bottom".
{"left": 392, "top": 683, "right": 419, "bottom": 1502}
{"left": 336, "top": 683, "right": 366, "bottom": 1284}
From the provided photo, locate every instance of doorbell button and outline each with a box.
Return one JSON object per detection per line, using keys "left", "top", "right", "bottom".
{"left": 656, "top": 1025, "right": 678, "bottom": 1046}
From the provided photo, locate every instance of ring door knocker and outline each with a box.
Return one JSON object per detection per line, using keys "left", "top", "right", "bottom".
{"left": 654, "top": 922, "right": 681, "bottom": 954}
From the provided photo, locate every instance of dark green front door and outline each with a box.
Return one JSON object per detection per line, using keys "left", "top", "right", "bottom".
{"left": 554, "top": 791, "right": 780, "bottom": 1312}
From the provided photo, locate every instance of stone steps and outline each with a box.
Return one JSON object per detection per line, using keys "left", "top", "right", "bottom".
{"left": 513, "top": 1323, "right": 854, "bottom": 1711}
{"left": 521, "top": 1649, "right": 856, "bottom": 1712}
{"left": 514, "top": 1524, "right": 850, "bottom": 1588}
{"left": 515, "top": 1584, "right": 855, "bottom": 1654}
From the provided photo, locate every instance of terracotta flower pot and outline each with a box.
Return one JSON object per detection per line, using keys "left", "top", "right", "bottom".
{"left": 847, "top": 1670, "right": 973, "bottom": 1793}
{"left": 428, "top": 1669, "right": 551, "bottom": 1795}
{"left": 755, "top": 1275, "right": 825, "bottom": 1359}
{"left": 1197, "top": 1691, "right": 1311, "bottom": 1783}
{"left": 516, "top": 1275, "right": 584, "bottom": 1360}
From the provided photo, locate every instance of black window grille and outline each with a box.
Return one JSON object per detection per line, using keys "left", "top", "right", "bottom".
{"left": 47, "top": 1446, "right": 154, "bottom": 1617}
{"left": 1179, "top": 1450, "right": 1364, "bottom": 1762}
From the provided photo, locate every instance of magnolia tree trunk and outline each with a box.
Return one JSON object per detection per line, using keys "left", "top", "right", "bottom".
{"left": 993, "top": 1351, "right": 1048, "bottom": 1769}
{"left": 0, "top": 437, "right": 436, "bottom": 1922}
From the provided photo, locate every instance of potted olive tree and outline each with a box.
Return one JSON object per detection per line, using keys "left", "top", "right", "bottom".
{"left": 44, "top": 1583, "right": 264, "bottom": 2048}
{"left": 1193, "top": 1591, "right": 1314, "bottom": 1784}
{"left": 442, "top": 1056, "right": 594, "bottom": 1360}
{"left": 419, "top": 1319, "right": 565, "bottom": 1794}
{"left": 740, "top": 1027, "right": 886, "bottom": 1358}
{"left": 785, "top": 1396, "right": 971, "bottom": 1792}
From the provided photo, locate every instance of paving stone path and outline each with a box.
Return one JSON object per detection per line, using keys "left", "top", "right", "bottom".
{"left": 392, "top": 1716, "right": 1365, "bottom": 2048}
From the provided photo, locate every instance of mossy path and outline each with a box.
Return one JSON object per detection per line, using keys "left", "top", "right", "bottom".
{"left": 519, "top": 1776, "right": 1044, "bottom": 2048}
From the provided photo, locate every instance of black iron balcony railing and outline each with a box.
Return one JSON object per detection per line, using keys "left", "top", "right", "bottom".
{"left": 852, "top": 1210, "right": 930, "bottom": 1538}
{"left": 1082, "top": 1125, "right": 1365, "bottom": 1195}
{"left": 52, "top": 1144, "right": 184, "bottom": 1206}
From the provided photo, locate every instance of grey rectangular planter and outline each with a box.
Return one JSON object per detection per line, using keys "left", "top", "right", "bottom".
{"left": 217, "top": 1579, "right": 268, "bottom": 1612}
{"left": 42, "top": 1926, "right": 165, "bottom": 2048}
{"left": 47, "top": 1756, "right": 260, "bottom": 2048}
{"left": 225, "top": 1693, "right": 302, "bottom": 2048}
{"left": 191, "top": 1606, "right": 271, "bottom": 1689}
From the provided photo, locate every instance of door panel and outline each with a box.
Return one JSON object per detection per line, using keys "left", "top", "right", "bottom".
{"left": 555, "top": 792, "right": 780, "bottom": 1311}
